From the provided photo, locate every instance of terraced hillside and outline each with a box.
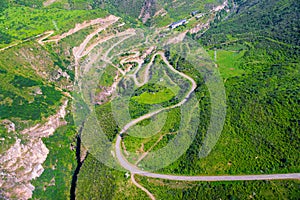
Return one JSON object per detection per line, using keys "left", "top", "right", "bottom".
{"left": 0, "top": 0, "right": 299, "bottom": 199}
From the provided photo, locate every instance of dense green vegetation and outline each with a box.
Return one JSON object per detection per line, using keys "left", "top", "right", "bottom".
{"left": 201, "top": 0, "right": 300, "bottom": 46}
{"left": 0, "top": 84, "right": 62, "bottom": 121}
{"left": 155, "top": 0, "right": 300, "bottom": 176}
{"left": 0, "top": 44, "right": 63, "bottom": 127}
{"left": 101, "top": 0, "right": 145, "bottom": 18}
{"left": 132, "top": 84, "right": 175, "bottom": 105}
{"left": 11, "top": 0, "right": 44, "bottom": 8}
{"left": 76, "top": 154, "right": 150, "bottom": 200}
{"left": 1, "top": 0, "right": 299, "bottom": 199}
{"left": 32, "top": 112, "right": 77, "bottom": 199}
{"left": 0, "top": 43, "right": 63, "bottom": 127}
{"left": 76, "top": 102, "right": 149, "bottom": 199}
{"left": 95, "top": 102, "right": 119, "bottom": 142}
{"left": 0, "top": 0, "right": 9, "bottom": 12}
{"left": 0, "top": 5, "right": 107, "bottom": 48}
{"left": 98, "top": 65, "right": 117, "bottom": 87}
{"left": 158, "top": 62, "right": 299, "bottom": 175}
{"left": 137, "top": 176, "right": 300, "bottom": 200}
{"left": 75, "top": 155, "right": 117, "bottom": 200}
{"left": 75, "top": 100, "right": 119, "bottom": 199}
{"left": 74, "top": 0, "right": 299, "bottom": 198}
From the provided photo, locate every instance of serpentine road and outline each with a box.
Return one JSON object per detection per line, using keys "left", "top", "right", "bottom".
{"left": 114, "top": 52, "right": 300, "bottom": 182}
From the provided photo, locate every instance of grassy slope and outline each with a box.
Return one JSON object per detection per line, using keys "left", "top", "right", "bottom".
{"left": 0, "top": 5, "right": 107, "bottom": 48}
{"left": 0, "top": 42, "right": 63, "bottom": 130}
{"left": 156, "top": 0, "right": 300, "bottom": 176}
{"left": 114, "top": 1, "right": 300, "bottom": 197}
{"left": 137, "top": 175, "right": 300, "bottom": 200}
{"left": 0, "top": 2, "right": 110, "bottom": 199}
{"left": 201, "top": 0, "right": 300, "bottom": 46}
{"left": 132, "top": 87, "right": 175, "bottom": 105}
{"left": 207, "top": 49, "right": 246, "bottom": 79}
{"left": 75, "top": 102, "right": 148, "bottom": 199}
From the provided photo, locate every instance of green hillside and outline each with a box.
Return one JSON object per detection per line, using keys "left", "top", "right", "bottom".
{"left": 152, "top": 0, "right": 300, "bottom": 177}
{"left": 0, "top": 0, "right": 299, "bottom": 199}
{"left": 0, "top": 5, "right": 107, "bottom": 48}
{"left": 0, "top": 3, "right": 109, "bottom": 198}
{"left": 201, "top": 0, "right": 300, "bottom": 46}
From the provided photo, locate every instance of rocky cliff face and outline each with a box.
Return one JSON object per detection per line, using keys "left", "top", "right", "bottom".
{"left": 0, "top": 139, "right": 48, "bottom": 199}
{"left": 0, "top": 100, "right": 68, "bottom": 200}
{"left": 139, "top": 0, "right": 157, "bottom": 23}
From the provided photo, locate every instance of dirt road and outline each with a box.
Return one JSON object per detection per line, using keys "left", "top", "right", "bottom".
{"left": 114, "top": 53, "right": 300, "bottom": 183}
{"left": 119, "top": 52, "right": 196, "bottom": 134}
{"left": 73, "top": 16, "right": 120, "bottom": 63}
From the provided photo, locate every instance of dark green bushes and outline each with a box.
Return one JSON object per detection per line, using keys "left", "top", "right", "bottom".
{"left": 137, "top": 175, "right": 300, "bottom": 200}
{"left": 0, "top": 85, "right": 62, "bottom": 121}
{"left": 32, "top": 118, "right": 77, "bottom": 199}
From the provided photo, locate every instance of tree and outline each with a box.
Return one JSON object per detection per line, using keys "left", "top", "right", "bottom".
{"left": 0, "top": 0, "right": 9, "bottom": 12}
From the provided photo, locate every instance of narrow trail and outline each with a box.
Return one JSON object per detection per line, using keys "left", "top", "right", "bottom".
{"left": 135, "top": 134, "right": 166, "bottom": 165}
{"left": 40, "top": 16, "right": 119, "bottom": 46}
{"left": 73, "top": 15, "right": 120, "bottom": 81}
{"left": 0, "top": 32, "right": 48, "bottom": 52}
{"left": 84, "top": 28, "right": 136, "bottom": 59}
{"left": 119, "top": 52, "right": 196, "bottom": 135}
{"left": 37, "top": 31, "right": 54, "bottom": 45}
{"left": 100, "top": 30, "right": 137, "bottom": 76}
{"left": 0, "top": 15, "right": 119, "bottom": 52}
{"left": 131, "top": 174, "right": 156, "bottom": 200}
{"left": 114, "top": 52, "right": 300, "bottom": 182}
{"left": 63, "top": 14, "right": 300, "bottom": 198}
{"left": 120, "top": 46, "right": 155, "bottom": 87}
{"left": 73, "top": 16, "right": 120, "bottom": 64}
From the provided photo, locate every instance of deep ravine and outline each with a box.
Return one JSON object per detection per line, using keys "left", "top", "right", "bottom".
{"left": 70, "top": 135, "right": 87, "bottom": 200}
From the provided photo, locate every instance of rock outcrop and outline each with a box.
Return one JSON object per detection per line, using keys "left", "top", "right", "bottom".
{"left": 0, "top": 100, "right": 68, "bottom": 199}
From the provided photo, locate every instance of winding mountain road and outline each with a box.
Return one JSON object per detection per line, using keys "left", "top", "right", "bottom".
{"left": 116, "top": 134, "right": 300, "bottom": 181}
{"left": 114, "top": 53, "right": 300, "bottom": 182}
{"left": 119, "top": 52, "right": 197, "bottom": 134}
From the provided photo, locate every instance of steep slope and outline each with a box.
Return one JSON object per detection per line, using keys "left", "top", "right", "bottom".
{"left": 155, "top": 0, "right": 300, "bottom": 177}
{"left": 201, "top": 0, "right": 300, "bottom": 46}
{"left": 0, "top": 3, "right": 110, "bottom": 199}
{"left": 48, "top": 0, "right": 225, "bottom": 26}
{"left": 0, "top": 0, "right": 299, "bottom": 199}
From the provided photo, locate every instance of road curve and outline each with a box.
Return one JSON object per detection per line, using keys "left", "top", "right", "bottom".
{"left": 120, "top": 52, "right": 197, "bottom": 134}
{"left": 116, "top": 135, "right": 300, "bottom": 181}
{"left": 115, "top": 53, "right": 300, "bottom": 182}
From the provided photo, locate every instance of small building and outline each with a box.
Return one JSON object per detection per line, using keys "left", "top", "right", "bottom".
{"left": 195, "top": 13, "right": 205, "bottom": 20}
{"left": 191, "top": 11, "right": 199, "bottom": 16}
{"left": 169, "top": 19, "right": 187, "bottom": 29}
